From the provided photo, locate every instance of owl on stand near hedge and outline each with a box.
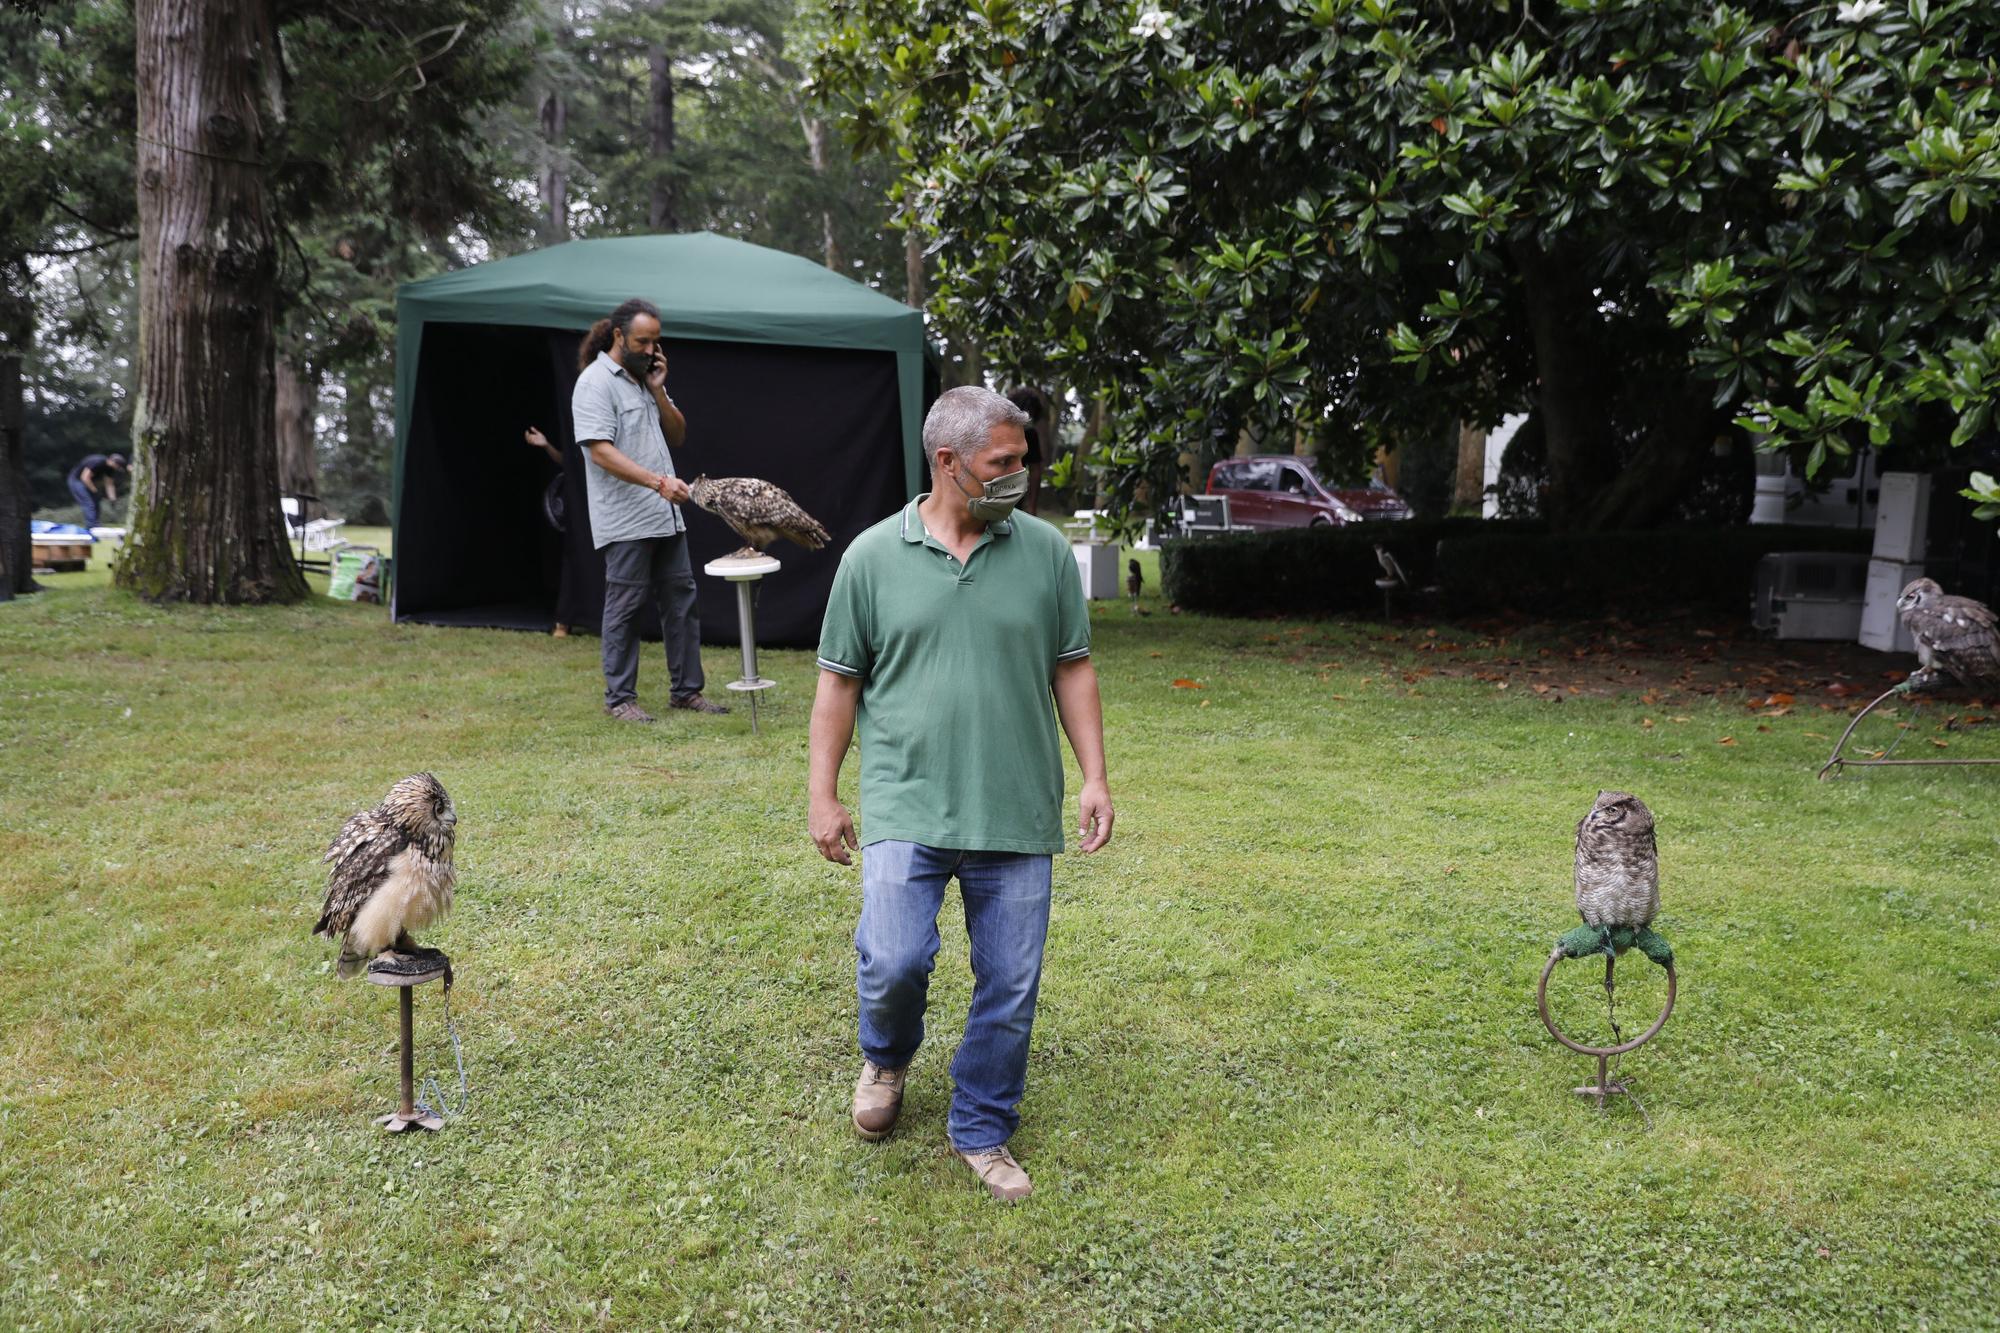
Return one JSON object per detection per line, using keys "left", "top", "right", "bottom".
{"left": 1895, "top": 578, "right": 2000, "bottom": 693}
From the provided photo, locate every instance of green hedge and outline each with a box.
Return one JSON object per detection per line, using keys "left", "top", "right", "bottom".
{"left": 1160, "top": 521, "right": 1873, "bottom": 618}
{"left": 1159, "top": 519, "right": 1531, "bottom": 616}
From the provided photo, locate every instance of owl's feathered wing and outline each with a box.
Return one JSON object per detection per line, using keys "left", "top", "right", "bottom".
{"left": 315, "top": 808, "right": 410, "bottom": 939}
{"left": 1574, "top": 816, "right": 1659, "bottom": 929}
{"left": 694, "top": 477, "right": 830, "bottom": 551}
{"left": 1904, "top": 595, "right": 2000, "bottom": 685}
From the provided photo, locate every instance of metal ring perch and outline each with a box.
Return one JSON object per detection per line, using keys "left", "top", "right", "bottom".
{"left": 1537, "top": 949, "right": 1675, "bottom": 1113}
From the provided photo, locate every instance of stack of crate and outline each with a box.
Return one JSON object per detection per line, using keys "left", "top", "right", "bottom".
{"left": 1860, "top": 472, "right": 1927, "bottom": 654}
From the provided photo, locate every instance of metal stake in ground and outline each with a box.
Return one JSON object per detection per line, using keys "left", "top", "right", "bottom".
{"left": 703, "top": 553, "right": 781, "bottom": 733}
{"left": 1537, "top": 948, "right": 1675, "bottom": 1118}
{"left": 367, "top": 950, "right": 451, "bottom": 1132}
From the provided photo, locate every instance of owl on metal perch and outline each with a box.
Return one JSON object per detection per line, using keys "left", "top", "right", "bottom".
{"left": 1894, "top": 578, "right": 2000, "bottom": 693}
{"left": 314, "top": 773, "right": 457, "bottom": 979}
{"left": 1559, "top": 790, "right": 1672, "bottom": 966}
{"left": 687, "top": 475, "right": 831, "bottom": 559}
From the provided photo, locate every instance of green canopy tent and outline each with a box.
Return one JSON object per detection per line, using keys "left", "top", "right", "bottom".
{"left": 392, "top": 232, "right": 929, "bottom": 642}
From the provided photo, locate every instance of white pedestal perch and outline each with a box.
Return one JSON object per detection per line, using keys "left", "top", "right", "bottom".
{"left": 703, "top": 553, "right": 782, "bottom": 733}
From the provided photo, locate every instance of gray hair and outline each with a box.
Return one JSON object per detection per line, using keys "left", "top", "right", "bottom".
{"left": 923, "top": 386, "right": 1029, "bottom": 471}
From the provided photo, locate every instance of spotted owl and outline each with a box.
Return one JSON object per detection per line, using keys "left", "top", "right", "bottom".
{"left": 314, "top": 773, "right": 457, "bottom": 978}
{"left": 687, "top": 475, "right": 831, "bottom": 559}
{"left": 1574, "top": 790, "right": 1658, "bottom": 930}
{"left": 1895, "top": 578, "right": 2000, "bottom": 692}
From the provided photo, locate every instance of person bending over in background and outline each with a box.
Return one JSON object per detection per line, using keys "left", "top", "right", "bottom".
{"left": 66, "top": 452, "right": 128, "bottom": 527}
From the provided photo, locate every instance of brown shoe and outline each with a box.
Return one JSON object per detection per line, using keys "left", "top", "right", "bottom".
{"left": 605, "top": 700, "right": 657, "bottom": 723}
{"left": 671, "top": 693, "right": 730, "bottom": 715}
{"left": 851, "top": 1060, "right": 906, "bottom": 1141}
{"left": 956, "top": 1143, "right": 1032, "bottom": 1202}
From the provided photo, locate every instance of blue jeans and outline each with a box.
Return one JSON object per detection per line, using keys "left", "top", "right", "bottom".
{"left": 67, "top": 477, "right": 99, "bottom": 527}
{"left": 856, "top": 840, "right": 1053, "bottom": 1151}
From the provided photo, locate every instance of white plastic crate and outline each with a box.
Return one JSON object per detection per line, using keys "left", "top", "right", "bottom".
{"left": 1860, "top": 557, "right": 1922, "bottom": 654}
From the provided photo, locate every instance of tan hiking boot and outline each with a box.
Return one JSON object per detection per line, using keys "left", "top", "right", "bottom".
{"left": 670, "top": 693, "right": 730, "bottom": 715}
{"left": 851, "top": 1060, "right": 906, "bottom": 1141}
{"left": 955, "top": 1143, "right": 1032, "bottom": 1202}
{"left": 606, "top": 700, "right": 657, "bottom": 723}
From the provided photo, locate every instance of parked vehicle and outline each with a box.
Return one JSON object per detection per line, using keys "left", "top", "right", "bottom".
{"left": 1204, "top": 455, "right": 1413, "bottom": 529}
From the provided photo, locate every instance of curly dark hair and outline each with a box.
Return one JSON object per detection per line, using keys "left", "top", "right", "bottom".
{"left": 577, "top": 298, "right": 663, "bottom": 371}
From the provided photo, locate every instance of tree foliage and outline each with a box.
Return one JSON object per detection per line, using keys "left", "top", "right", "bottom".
{"left": 811, "top": 0, "right": 2000, "bottom": 529}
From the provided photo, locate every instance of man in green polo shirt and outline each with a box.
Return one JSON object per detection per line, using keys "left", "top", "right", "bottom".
{"left": 808, "top": 385, "right": 1114, "bottom": 1204}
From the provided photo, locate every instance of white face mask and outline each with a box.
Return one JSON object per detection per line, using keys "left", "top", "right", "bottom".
{"left": 949, "top": 460, "right": 1030, "bottom": 522}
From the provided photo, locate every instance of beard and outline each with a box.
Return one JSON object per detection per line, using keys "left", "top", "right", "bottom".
{"left": 619, "top": 349, "right": 653, "bottom": 379}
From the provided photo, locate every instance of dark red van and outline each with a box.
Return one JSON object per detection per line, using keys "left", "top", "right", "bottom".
{"left": 1204, "top": 455, "right": 1413, "bottom": 529}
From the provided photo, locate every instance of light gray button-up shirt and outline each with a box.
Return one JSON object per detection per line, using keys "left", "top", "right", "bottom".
{"left": 571, "top": 350, "right": 685, "bottom": 549}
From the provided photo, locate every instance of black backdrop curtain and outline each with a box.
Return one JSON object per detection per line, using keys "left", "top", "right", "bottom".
{"left": 396, "top": 322, "right": 907, "bottom": 646}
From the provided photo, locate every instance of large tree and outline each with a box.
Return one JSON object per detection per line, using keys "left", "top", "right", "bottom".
{"left": 115, "top": 0, "right": 535, "bottom": 601}
{"left": 123, "top": 0, "right": 302, "bottom": 602}
{"left": 812, "top": 0, "right": 2000, "bottom": 530}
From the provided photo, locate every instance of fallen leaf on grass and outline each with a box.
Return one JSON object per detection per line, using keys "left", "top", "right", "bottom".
{"left": 1931, "top": 737, "right": 1950, "bottom": 748}
{"left": 1641, "top": 717, "right": 1655, "bottom": 729}
{"left": 1803, "top": 731, "right": 1828, "bottom": 739}
{"left": 1756, "top": 724, "right": 1772, "bottom": 733}
{"left": 1718, "top": 736, "right": 1737, "bottom": 746}
{"left": 1827, "top": 682, "right": 1860, "bottom": 698}
{"left": 1172, "top": 678, "right": 1205, "bottom": 689}
{"left": 1329, "top": 694, "right": 1350, "bottom": 701}
{"left": 1669, "top": 716, "right": 1691, "bottom": 724}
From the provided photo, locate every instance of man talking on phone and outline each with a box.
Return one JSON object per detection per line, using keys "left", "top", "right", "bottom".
{"left": 571, "top": 297, "right": 727, "bottom": 722}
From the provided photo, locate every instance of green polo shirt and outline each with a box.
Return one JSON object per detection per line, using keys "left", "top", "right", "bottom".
{"left": 817, "top": 496, "right": 1091, "bottom": 854}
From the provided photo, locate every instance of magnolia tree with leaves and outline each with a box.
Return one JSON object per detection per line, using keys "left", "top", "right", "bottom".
{"left": 812, "top": 0, "right": 2000, "bottom": 530}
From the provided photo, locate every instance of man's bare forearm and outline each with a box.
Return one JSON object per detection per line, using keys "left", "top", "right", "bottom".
{"left": 808, "top": 670, "right": 862, "bottom": 799}
{"left": 653, "top": 388, "right": 686, "bottom": 449}
{"left": 1052, "top": 657, "right": 1107, "bottom": 785}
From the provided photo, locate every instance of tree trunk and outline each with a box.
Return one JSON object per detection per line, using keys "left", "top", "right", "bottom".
{"left": 275, "top": 356, "right": 319, "bottom": 517}
{"left": 647, "top": 42, "right": 677, "bottom": 232}
{"left": 1514, "top": 242, "right": 1616, "bottom": 531}
{"left": 1581, "top": 380, "right": 1719, "bottom": 529}
{"left": 802, "top": 115, "right": 841, "bottom": 271}
{"left": 905, "top": 228, "right": 925, "bottom": 309}
{"left": 539, "top": 85, "right": 568, "bottom": 244}
{"left": 122, "top": 0, "right": 303, "bottom": 603}
{"left": 0, "top": 258, "right": 35, "bottom": 597}
{"left": 1453, "top": 420, "right": 1487, "bottom": 512}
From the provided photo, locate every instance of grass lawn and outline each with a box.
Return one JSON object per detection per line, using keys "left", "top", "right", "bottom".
{"left": 2, "top": 545, "right": 1997, "bottom": 1330}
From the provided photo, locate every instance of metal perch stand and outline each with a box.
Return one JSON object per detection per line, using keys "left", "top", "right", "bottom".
{"left": 366, "top": 952, "right": 451, "bottom": 1132}
{"left": 1537, "top": 949, "right": 1676, "bottom": 1116}
{"left": 703, "top": 554, "right": 781, "bottom": 733}
{"left": 1818, "top": 684, "right": 2000, "bottom": 779}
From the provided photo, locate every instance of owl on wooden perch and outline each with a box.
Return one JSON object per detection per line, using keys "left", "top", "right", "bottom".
{"left": 314, "top": 773, "right": 456, "bottom": 979}
{"left": 687, "top": 475, "right": 831, "bottom": 559}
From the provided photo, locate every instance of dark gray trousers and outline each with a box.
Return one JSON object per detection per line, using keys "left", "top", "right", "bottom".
{"left": 601, "top": 534, "right": 705, "bottom": 708}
